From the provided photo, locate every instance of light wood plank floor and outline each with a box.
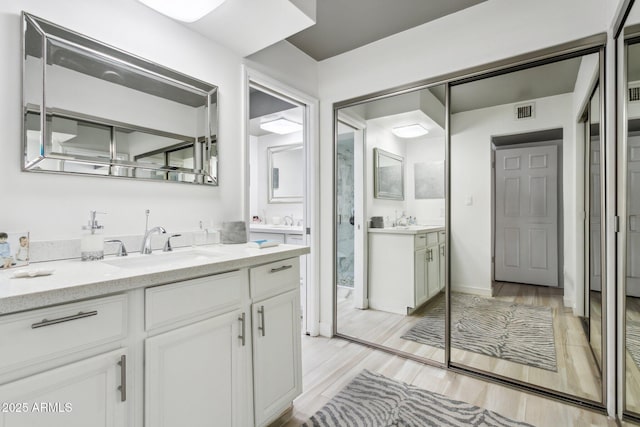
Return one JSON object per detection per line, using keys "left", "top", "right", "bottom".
{"left": 627, "top": 296, "right": 640, "bottom": 415}
{"left": 269, "top": 335, "right": 623, "bottom": 427}
{"left": 337, "top": 283, "right": 602, "bottom": 402}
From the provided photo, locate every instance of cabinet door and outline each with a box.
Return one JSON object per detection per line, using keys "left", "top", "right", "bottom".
{"left": 414, "top": 248, "right": 428, "bottom": 306}
{"left": 145, "top": 310, "right": 250, "bottom": 427}
{"left": 439, "top": 243, "right": 446, "bottom": 291}
{"left": 252, "top": 290, "right": 302, "bottom": 427}
{"left": 0, "top": 349, "right": 127, "bottom": 427}
{"left": 427, "top": 247, "right": 440, "bottom": 297}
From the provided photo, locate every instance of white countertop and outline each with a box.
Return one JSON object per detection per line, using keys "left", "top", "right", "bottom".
{"left": 249, "top": 224, "right": 304, "bottom": 234}
{"left": 0, "top": 243, "right": 309, "bottom": 315}
{"left": 368, "top": 225, "right": 445, "bottom": 235}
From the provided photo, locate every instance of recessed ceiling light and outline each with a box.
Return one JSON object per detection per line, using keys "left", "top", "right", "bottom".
{"left": 138, "top": 0, "right": 227, "bottom": 23}
{"left": 260, "top": 118, "right": 303, "bottom": 135}
{"left": 392, "top": 124, "right": 429, "bottom": 138}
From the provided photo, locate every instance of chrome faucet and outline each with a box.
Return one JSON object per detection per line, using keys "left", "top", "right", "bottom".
{"left": 140, "top": 226, "right": 166, "bottom": 254}
{"left": 283, "top": 215, "right": 294, "bottom": 226}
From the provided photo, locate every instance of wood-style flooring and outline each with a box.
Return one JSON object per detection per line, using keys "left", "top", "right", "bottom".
{"left": 269, "top": 335, "right": 622, "bottom": 427}
{"left": 627, "top": 296, "right": 640, "bottom": 415}
{"left": 336, "top": 282, "right": 602, "bottom": 402}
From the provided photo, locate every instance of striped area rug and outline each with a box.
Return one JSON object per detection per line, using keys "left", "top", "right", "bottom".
{"left": 401, "top": 293, "right": 557, "bottom": 371}
{"left": 303, "top": 370, "right": 534, "bottom": 427}
{"left": 627, "top": 320, "right": 640, "bottom": 369}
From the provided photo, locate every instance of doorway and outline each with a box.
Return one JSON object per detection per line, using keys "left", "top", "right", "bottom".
{"left": 244, "top": 69, "right": 318, "bottom": 335}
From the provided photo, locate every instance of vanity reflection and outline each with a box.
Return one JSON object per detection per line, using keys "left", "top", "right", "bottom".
{"left": 22, "top": 13, "right": 218, "bottom": 184}
{"left": 335, "top": 85, "right": 447, "bottom": 364}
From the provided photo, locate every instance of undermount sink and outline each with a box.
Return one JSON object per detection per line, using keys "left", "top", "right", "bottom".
{"left": 102, "top": 249, "right": 222, "bottom": 269}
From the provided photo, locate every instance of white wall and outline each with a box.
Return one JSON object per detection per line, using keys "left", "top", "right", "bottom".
{"left": 364, "top": 118, "right": 445, "bottom": 225}
{"left": 3, "top": 0, "right": 313, "bottom": 242}
{"left": 316, "top": 0, "right": 608, "bottom": 335}
{"left": 451, "top": 94, "right": 574, "bottom": 299}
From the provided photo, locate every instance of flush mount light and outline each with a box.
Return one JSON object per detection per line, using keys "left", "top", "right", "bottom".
{"left": 260, "top": 118, "right": 303, "bottom": 135}
{"left": 391, "top": 124, "right": 429, "bottom": 138}
{"left": 138, "top": 0, "right": 227, "bottom": 22}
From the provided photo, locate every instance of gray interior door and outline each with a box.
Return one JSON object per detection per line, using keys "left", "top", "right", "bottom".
{"left": 495, "top": 144, "right": 559, "bottom": 286}
{"left": 628, "top": 134, "right": 640, "bottom": 297}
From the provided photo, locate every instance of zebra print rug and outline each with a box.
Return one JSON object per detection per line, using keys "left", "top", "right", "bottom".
{"left": 401, "top": 293, "right": 557, "bottom": 371}
{"left": 303, "top": 370, "right": 534, "bottom": 427}
{"left": 627, "top": 320, "right": 640, "bottom": 369}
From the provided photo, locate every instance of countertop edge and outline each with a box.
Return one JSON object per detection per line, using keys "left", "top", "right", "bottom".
{"left": 0, "top": 245, "right": 310, "bottom": 315}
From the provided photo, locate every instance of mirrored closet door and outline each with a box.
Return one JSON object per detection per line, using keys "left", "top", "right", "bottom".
{"left": 334, "top": 84, "right": 448, "bottom": 365}
{"left": 620, "top": 2, "right": 640, "bottom": 417}
{"left": 448, "top": 51, "right": 605, "bottom": 403}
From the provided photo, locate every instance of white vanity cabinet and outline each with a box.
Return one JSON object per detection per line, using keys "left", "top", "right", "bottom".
{"left": 369, "top": 227, "right": 444, "bottom": 315}
{"left": 0, "top": 295, "right": 129, "bottom": 427}
{"left": 144, "top": 270, "right": 251, "bottom": 427}
{"left": 249, "top": 259, "right": 302, "bottom": 427}
{"left": 0, "top": 246, "right": 307, "bottom": 427}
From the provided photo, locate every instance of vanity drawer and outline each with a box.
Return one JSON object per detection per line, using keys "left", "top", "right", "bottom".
{"left": 439, "top": 231, "right": 446, "bottom": 243}
{"left": 145, "top": 269, "right": 247, "bottom": 331}
{"left": 0, "top": 294, "right": 127, "bottom": 376}
{"left": 250, "top": 258, "right": 299, "bottom": 301}
{"left": 414, "top": 233, "right": 428, "bottom": 249}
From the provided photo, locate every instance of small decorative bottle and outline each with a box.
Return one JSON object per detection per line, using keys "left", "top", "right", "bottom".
{"left": 81, "top": 211, "right": 105, "bottom": 261}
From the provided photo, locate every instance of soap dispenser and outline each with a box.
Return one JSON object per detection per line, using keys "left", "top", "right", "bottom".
{"left": 81, "top": 211, "right": 105, "bottom": 261}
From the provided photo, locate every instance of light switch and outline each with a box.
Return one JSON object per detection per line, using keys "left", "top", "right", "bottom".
{"left": 465, "top": 196, "right": 473, "bottom": 206}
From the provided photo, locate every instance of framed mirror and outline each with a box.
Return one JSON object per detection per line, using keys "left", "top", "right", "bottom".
{"left": 268, "top": 143, "right": 303, "bottom": 203}
{"left": 22, "top": 12, "right": 218, "bottom": 185}
{"left": 374, "top": 148, "right": 404, "bottom": 200}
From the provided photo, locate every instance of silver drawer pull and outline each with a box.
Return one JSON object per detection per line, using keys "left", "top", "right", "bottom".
{"left": 270, "top": 265, "right": 293, "bottom": 273}
{"left": 417, "top": 235, "right": 426, "bottom": 239}
{"left": 258, "top": 305, "right": 265, "bottom": 336}
{"left": 238, "top": 312, "right": 246, "bottom": 346}
{"left": 118, "top": 355, "right": 127, "bottom": 402}
{"left": 31, "top": 310, "right": 98, "bottom": 329}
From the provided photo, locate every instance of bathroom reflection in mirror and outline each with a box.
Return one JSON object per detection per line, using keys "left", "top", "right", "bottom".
{"left": 22, "top": 13, "right": 218, "bottom": 185}
{"left": 334, "top": 84, "right": 447, "bottom": 365}
{"left": 374, "top": 148, "right": 404, "bottom": 200}
{"left": 268, "top": 144, "right": 303, "bottom": 203}
{"left": 449, "top": 51, "right": 604, "bottom": 403}
{"left": 623, "top": 10, "right": 640, "bottom": 416}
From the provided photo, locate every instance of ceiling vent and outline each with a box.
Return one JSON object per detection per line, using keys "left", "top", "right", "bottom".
{"left": 514, "top": 102, "right": 535, "bottom": 120}
{"left": 629, "top": 82, "right": 640, "bottom": 102}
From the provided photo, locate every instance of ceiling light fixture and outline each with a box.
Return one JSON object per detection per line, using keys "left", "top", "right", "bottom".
{"left": 138, "top": 0, "right": 227, "bottom": 23}
{"left": 260, "top": 118, "right": 303, "bottom": 135}
{"left": 391, "top": 124, "right": 429, "bottom": 138}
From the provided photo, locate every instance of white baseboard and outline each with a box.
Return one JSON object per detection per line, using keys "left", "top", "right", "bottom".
{"left": 319, "top": 321, "right": 333, "bottom": 338}
{"left": 563, "top": 295, "right": 575, "bottom": 310}
{"left": 453, "top": 286, "right": 492, "bottom": 297}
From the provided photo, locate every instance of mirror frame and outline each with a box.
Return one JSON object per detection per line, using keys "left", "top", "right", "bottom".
{"left": 373, "top": 148, "right": 404, "bottom": 200}
{"left": 267, "top": 143, "right": 303, "bottom": 203}
{"left": 21, "top": 12, "right": 219, "bottom": 185}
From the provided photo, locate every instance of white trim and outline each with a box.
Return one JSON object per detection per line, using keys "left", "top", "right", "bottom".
{"left": 242, "top": 66, "right": 320, "bottom": 337}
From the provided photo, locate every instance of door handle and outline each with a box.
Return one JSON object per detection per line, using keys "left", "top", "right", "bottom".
{"left": 238, "top": 312, "right": 246, "bottom": 346}
{"left": 118, "top": 355, "right": 126, "bottom": 402}
{"left": 258, "top": 305, "right": 265, "bottom": 336}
